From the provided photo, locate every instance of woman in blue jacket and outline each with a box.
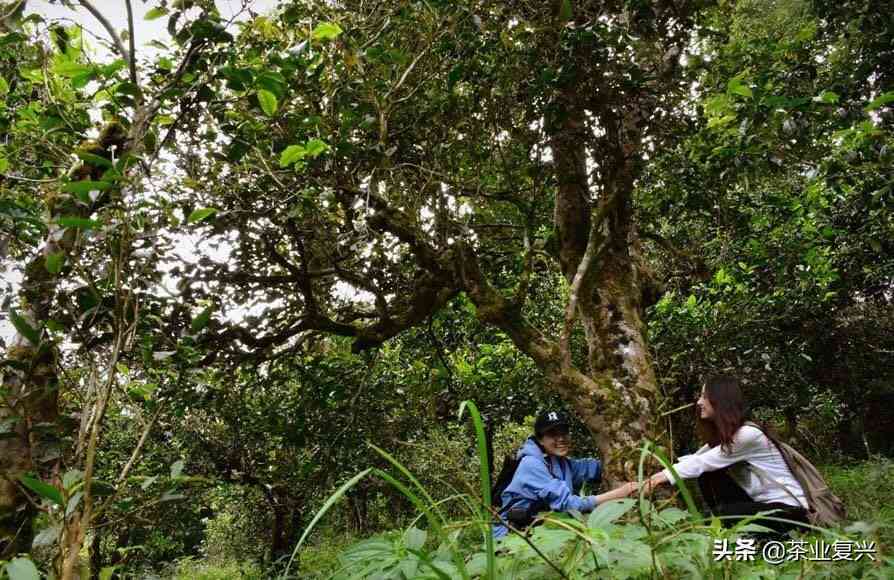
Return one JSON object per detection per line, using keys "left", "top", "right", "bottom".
{"left": 493, "top": 411, "right": 638, "bottom": 538}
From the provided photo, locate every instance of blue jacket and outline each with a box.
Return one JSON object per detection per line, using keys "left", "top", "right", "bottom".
{"left": 493, "top": 437, "right": 602, "bottom": 538}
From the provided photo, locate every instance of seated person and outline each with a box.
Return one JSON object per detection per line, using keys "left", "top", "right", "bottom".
{"left": 640, "top": 375, "right": 809, "bottom": 537}
{"left": 493, "top": 410, "right": 637, "bottom": 538}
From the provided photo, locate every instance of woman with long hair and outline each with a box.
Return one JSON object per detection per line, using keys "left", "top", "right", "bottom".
{"left": 642, "top": 375, "right": 809, "bottom": 536}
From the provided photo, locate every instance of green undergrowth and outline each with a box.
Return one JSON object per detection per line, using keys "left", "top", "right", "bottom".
{"left": 297, "top": 503, "right": 891, "bottom": 579}
{"left": 290, "top": 403, "right": 893, "bottom": 579}
{"left": 824, "top": 456, "right": 894, "bottom": 547}
{"left": 164, "top": 556, "right": 265, "bottom": 579}
{"left": 161, "top": 419, "right": 894, "bottom": 579}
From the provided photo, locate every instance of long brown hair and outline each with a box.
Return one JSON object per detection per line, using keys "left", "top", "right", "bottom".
{"left": 697, "top": 375, "right": 747, "bottom": 453}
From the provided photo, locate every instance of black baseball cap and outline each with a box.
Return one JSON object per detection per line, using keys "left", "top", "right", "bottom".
{"left": 534, "top": 410, "right": 570, "bottom": 437}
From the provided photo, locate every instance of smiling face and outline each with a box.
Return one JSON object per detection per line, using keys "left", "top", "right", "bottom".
{"left": 697, "top": 388, "right": 715, "bottom": 420}
{"left": 539, "top": 427, "right": 572, "bottom": 457}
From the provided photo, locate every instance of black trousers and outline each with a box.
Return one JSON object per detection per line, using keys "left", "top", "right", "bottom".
{"left": 698, "top": 468, "right": 809, "bottom": 537}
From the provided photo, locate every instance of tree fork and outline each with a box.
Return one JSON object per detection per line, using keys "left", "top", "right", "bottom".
{"left": 545, "top": 81, "right": 660, "bottom": 483}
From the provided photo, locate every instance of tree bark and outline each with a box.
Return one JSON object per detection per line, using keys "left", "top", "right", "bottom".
{"left": 454, "top": 66, "right": 659, "bottom": 482}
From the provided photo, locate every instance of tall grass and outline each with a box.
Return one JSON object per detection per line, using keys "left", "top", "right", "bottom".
{"left": 286, "top": 402, "right": 893, "bottom": 579}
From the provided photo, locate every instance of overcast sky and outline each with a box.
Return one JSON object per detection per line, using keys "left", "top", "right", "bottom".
{"left": 28, "top": 0, "right": 280, "bottom": 55}
{"left": 1, "top": 1, "right": 284, "bottom": 346}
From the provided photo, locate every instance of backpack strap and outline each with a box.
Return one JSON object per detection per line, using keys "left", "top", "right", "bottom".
{"left": 743, "top": 422, "right": 808, "bottom": 510}
{"left": 743, "top": 461, "right": 806, "bottom": 509}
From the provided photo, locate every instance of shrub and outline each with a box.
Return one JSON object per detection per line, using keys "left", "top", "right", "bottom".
{"left": 826, "top": 457, "right": 894, "bottom": 548}
{"left": 165, "top": 557, "right": 264, "bottom": 579}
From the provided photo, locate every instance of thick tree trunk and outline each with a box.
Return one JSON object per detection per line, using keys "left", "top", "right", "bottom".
{"left": 458, "top": 234, "right": 658, "bottom": 484}
{"left": 548, "top": 78, "right": 658, "bottom": 481}
{"left": 576, "top": 247, "right": 659, "bottom": 481}
{"left": 456, "top": 64, "right": 659, "bottom": 483}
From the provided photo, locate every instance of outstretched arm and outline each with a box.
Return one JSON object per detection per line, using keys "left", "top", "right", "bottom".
{"left": 514, "top": 457, "right": 597, "bottom": 512}
{"left": 592, "top": 482, "right": 639, "bottom": 504}
{"left": 644, "top": 470, "right": 670, "bottom": 491}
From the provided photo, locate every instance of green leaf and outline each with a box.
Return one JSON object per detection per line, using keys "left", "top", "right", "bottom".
{"left": 257, "top": 89, "right": 278, "bottom": 116}
{"left": 0, "top": 77, "right": 9, "bottom": 95}
{"left": 558, "top": 0, "right": 573, "bottom": 22}
{"left": 587, "top": 498, "right": 635, "bottom": 529}
{"left": 458, "top": 400, "right": 495, "bottom": 579}
{"left": 727, "top": 77, "right": 752, "bottom": 98}
{"left": 66, "top": 491, "right": 83, "bottom": 517}
{"left": 187, "top": 207, "right": 217, "bottom": 224}
{"left": 71, "top": 71, "right": 95, "bottom": 88}
{"left": 128, "top": 381, "right": 157, "bottom": 401}
{"left": 170, "top": 460, "right": 184, "bottom": 479}
{"left": 405, "top": 526, "right": 427, "bottom": 550}
{"left": 447, "top": 65, "right": 462, "bottom": 91}
{"left": 62, "top": 469, "right": 83, "bottom": 490}
{"left": 99, "top": 566, "right": 117, "bottom": 580}
{"left": 656, "top": 507, "right": 689, "bottom": 526}
{"left": 5, "top": 557, "right": 40, "bottom": 580}
{"left": 865, "top": 91, "right": 894, "bottom": 112}
{"left": 75, "top": 151, "right": 113, "bottom": 168}
{"left": 0, "top": 33, "right": 26, "bottom": 48}
{"left": 312, "top": 22, "right": 343, "bottom": 41}
{"left": 46, "top": 319, "right": 65, "bottom": 333}
{"left": 57, "top": 216, "right": 100, "bottom": 230}
{"left": 140, "top": 475, "right": 159, "bottom": 490}
{"left": 305, "top": 138, "right": 330, "bottom": 158}
{"left": 32, "top": 525, "right": 60, "bottom": 549}
{"left": 62, "top": 180, "right": 113, "bottom": 195}
{"left": 90, "top": 480, "right": 116, "bottom": 496}
{"left": 0, "top": 156, "right": 8, "bottom": 172}
{"left": 19, "top": 474, "right": 63, "bottom": 506}
{"left": 19, "top": 67, "right": 43, "bottom": 83}
{"left": 53, "top": 60, "right": 91, "bottom": 78}
{"left": 190, "top": 305, "right": 213, "bottom": 333}
{"left": 100, "top": 59, "right": 126, "bottom": 78}
{"left": 279, "top": 145, "right": 307, "bottom": 167}
{"left": 255, "top": 71, "right": 286, "bottom": 98}
{"left": 9, "top": 308, "right": 41, "bottom": 345}
{"left": 814, "top": 90, "right": 839, "bottom": 104}
{"left": 45, "top": 252, "right": 64, "bottom": 274}
{"left": 221, "top": 66, "right": 253, "bottom": 90}
{"left": 144, "top": 7, "right": 167, "bottom": 20}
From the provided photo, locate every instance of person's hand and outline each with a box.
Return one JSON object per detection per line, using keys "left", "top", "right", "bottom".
{"left": 639, "top": 477, "right": 660, "bottom": 495}
{"left": 613, "top": 481, "right": 639, "bottom": 498}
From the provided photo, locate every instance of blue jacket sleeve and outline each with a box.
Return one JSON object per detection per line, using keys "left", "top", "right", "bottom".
{"left": 568, "top": 458, "right": 602, "bottom": 487}
{"left": 514, "top": 457, "right": 596, "bottom": 512}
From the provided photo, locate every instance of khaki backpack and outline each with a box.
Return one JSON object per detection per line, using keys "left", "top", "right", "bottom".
{"left": 745, "top": 422, "right": 847, "bottom": 527}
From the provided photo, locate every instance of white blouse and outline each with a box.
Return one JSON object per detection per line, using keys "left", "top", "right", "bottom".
{"left": 661, "top": 425, "right": 808, "bottom": 509}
